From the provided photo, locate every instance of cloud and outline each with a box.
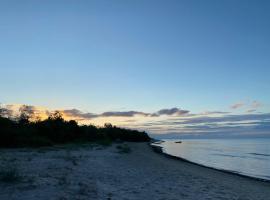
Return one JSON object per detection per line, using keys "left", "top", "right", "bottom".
{"left": 170, "top": 113, "right": 270, "bottom": 125}
{"left": 244, "top": 101, "right": 263, "bottom": 113}
{"left": 139, "top": 112, "right": 270, "bottom": 138}
{"left": 231, "top": 100, "right": 263, "bottom": 112}
{"left": 62, "top": 107, "right": 190, "bottom": 119}
{"left": 156, "top": 108, "right": 189, "bottom": 116}
{"left": 100, "top": 111, "right": 150, "bottom": 117}
{"left": 200, "top": 111, "right": 230, "bottom": 115}
{"left": 251, "top": 101, "right": 262, "bottom": 109}
{"left": 231, "top": 102, "right": 245, "bottom": 109}
{"left": 247, "top": 109, "right": 257, "bottom": 113}
{"left": 62, "top": 109, "right": 97, "bottom": 119}
{"left": 98, "top": 108, "right": 189, "bottom": 118}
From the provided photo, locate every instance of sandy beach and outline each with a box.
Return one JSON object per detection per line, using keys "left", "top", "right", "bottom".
{"left": 0, "top": 142, "right": 270, "bottom": 200}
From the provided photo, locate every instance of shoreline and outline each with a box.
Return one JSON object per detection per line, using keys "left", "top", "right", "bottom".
{"left": 150, "top": 143, "right": 270, "bottom": 183}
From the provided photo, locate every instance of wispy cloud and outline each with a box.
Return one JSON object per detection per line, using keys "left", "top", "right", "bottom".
{"left": 231, "top": 102, "right": 245, "bottom": 109}
{"left": 100, "top": 111, "right": 150, "bottom": 117}
{"left": 244, "top": 101, "right": 263, "bottom": 113}
{"left": 247, "top": 109, "right": 257, "bottom": 113}
{"left": 199, "top": 111, "right": 231, "bottom": 115}
{"left": 134, "top": 113, "right": 270, "bottom": 138}
{"left": 250, "top": 101, "right": 262, "bottom": 109}
{"left": 63, "top": 107, "right": 190, "bottom": 119}
{"left": 231, "top": 100, "right": 263, "bottom": 112}
{"left": 62, "top": 109, "right": 97, "bottom": 119}
{"left": 156, "top": 108, "right": 189, "bottom": 116}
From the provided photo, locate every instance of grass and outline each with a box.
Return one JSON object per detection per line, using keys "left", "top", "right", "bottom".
{"left": 116, "top": 144, "right": 132, "bottom": 154}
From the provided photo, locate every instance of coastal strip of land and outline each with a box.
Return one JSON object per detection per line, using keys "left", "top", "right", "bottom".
{"left": 1, "top": 142, "right": 270, "bottom": 200}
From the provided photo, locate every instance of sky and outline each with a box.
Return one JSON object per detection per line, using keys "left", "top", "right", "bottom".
{"left": 0, "top": 1, "right": 270, "bottom": 138}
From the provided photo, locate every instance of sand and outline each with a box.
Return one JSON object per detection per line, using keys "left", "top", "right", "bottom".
{"left": 0, "top": 142, "right": 270, "bottom": 200}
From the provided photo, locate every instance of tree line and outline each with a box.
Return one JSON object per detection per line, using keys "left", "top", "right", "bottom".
{"left": 0, "top": 109, "right": 150, "bottom": 148}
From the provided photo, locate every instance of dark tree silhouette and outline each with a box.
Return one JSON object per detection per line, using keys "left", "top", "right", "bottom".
{"left": 0, "top": 113, "right": 150, "bottom": 148}
{"left": 48, "top": 111, "right": 64, "bottom": 121}
{"left": 104, "top": 123, "right": 113, "bottom": 129}
{"left": 18, "top": 105, "right": 35, "bottom": 124}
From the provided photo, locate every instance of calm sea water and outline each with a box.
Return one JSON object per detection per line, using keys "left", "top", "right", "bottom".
{"left": 157, "top": 138, "right": 270, "bottom": 181}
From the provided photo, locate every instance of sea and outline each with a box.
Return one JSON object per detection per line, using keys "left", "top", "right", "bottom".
{"left": 155, "top": 138, "right": 270, "bottom": 181}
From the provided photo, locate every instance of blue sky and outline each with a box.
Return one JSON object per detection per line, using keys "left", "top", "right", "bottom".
{"left": 0, "top": 1, "right": 270, "bottom": 137}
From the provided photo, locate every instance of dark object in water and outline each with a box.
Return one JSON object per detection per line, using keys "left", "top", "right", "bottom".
{"left": 175, "top": 141, "right": 182, "bottom": 144}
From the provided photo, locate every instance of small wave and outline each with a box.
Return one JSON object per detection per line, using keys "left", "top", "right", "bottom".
{"left": 212, "top": 153, "right": 268, "bottom": 161}
{"left": 212, "top": 153, "right": 247, "bottom": 159}
{"left": 249, "top": 153, "right": 270, "bottom": 157}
